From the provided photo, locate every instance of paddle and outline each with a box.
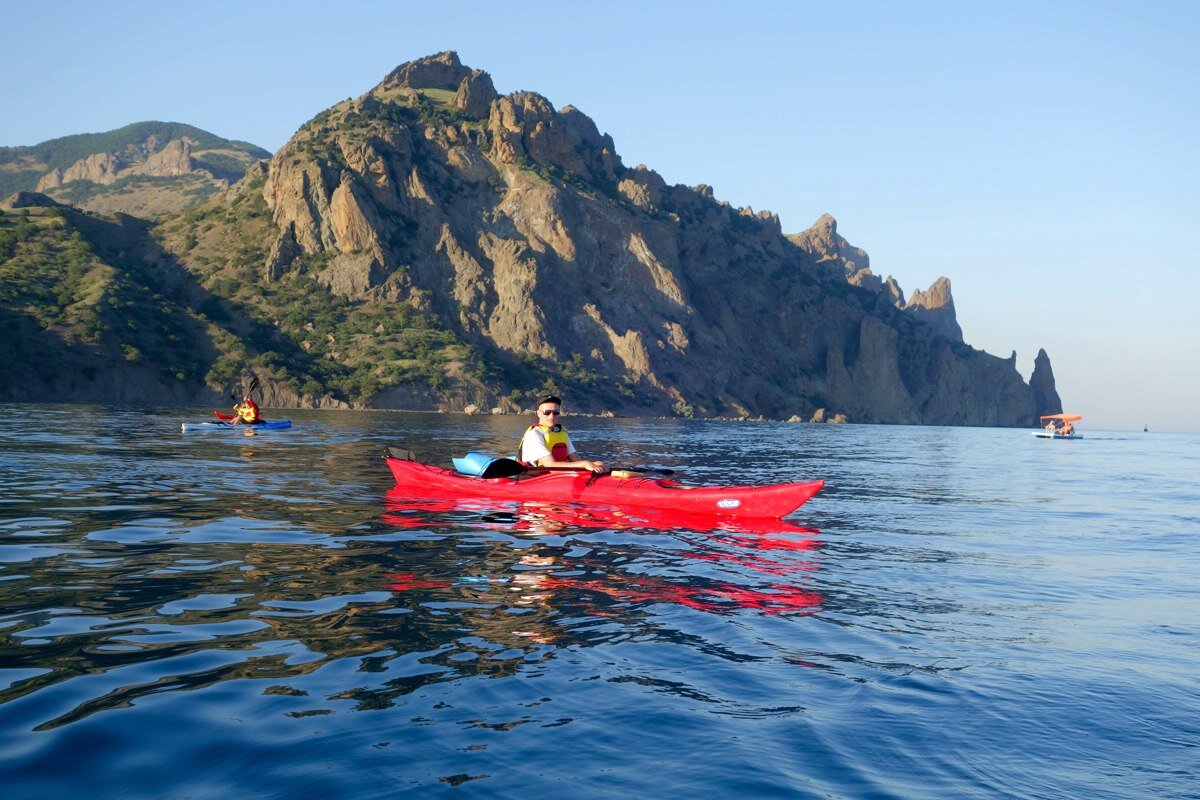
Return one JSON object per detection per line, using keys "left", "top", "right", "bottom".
{"left": 525, "top": 465, "right": 674, "bottom": 476}
{"left": 385, "top": 448, "right": 674, "bottom": 479}
{"left": 482, "top": 460, "right": 674, "bottom": 479}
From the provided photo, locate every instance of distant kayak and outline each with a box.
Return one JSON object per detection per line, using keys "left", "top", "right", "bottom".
{"left": 385, "top": 452, "right": 823, "bottom": 518}
{"left": 1031, "top": 431, "right": 1083, "bottom": 440}
{"left": 182, "top": 420, "right": 293, "bottom": 432}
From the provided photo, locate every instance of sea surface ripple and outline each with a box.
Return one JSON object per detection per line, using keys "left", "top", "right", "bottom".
{"left": 0, "top": 405, "right": 1197, "bottom": 798}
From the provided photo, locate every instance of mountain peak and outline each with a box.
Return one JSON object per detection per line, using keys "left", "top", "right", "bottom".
{"left": 381, "top": 51, "right": 472, "bottom": 91}
{"left": 1030, "top": 348, "right": 1063, "bottom": 418}
{"left": 903, "top": 277, "right": 964, "bottom": 342}
{"left": 0, "top": 51, "right": 1052, "bottom": 424}
{"left": 788, "top": 214, "right": 872, "bottom": 281}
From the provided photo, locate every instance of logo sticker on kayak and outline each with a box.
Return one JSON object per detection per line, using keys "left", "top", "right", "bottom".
{"left": 717, "top": 499, "right": 741, "bottom": 509}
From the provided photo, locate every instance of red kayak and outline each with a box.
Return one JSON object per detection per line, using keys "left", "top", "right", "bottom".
{"left": 385, "top": 454, "right": 823, "bottom": 518}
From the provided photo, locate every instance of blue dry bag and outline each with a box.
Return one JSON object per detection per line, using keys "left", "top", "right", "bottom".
{"left": 452, "top": 452, "right": 525, "bottom": 478}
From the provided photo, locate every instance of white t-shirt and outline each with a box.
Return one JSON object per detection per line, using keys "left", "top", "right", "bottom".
{"left": 519, "top": 425, "right": 577, "bottom": 464}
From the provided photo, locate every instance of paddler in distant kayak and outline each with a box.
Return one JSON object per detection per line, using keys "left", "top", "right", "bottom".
{"left": 230, "top": 395, "right": 262, "bottom": 425}
{"left": 518, "top": 395, "right": 606, "bottom": 473}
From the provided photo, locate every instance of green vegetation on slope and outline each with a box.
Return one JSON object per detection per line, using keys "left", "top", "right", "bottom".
{"left": 0, "top": 169, "right": 45, "bottom": 200}
{"left": 0, "top": 206, "right": 207, "bottom": 389}
{"left": 0, "top": 121, "right": 270, "bottom": 172}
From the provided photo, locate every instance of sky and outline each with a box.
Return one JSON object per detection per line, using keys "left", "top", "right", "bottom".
{"left": 3, "top": 0, "right": 1197, "bottom": 431}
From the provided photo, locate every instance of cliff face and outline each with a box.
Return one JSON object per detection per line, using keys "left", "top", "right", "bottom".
{"left": 36, "top": 137, "right": 197, "bottom": 190}
{"left": 904, "top": 277, "right": 964, "bottom": 343}
{"left": 790, "top": 217, "right": 965, "bottom": 341}
{"left": 788, "top": 213, "right": 876, "bottom": 290}
{"left": 243, "top": 51, "right": 1053, "bottom": 424}
{"left": 1029, "top": 348, "right": 1064, "bottom": 418}
{"left": 1, "top": 53, "right": 1062, "bottom": 425}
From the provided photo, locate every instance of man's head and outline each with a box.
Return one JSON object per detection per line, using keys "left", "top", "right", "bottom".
{"left": 536, "top": 395, "right": 562, "bottom": 423}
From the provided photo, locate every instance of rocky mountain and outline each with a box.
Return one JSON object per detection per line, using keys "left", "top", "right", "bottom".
{"left": 0, "top": 52, "right": 1062, "bottom": 424}
{"left": 1029, "top": 348, "right": 1063, "bottom": 417}
{"left": 789, "top": 213, "right": 879, "bottom": 292}
{"left": 903, "top": 277, "right": 963, "bottom": 343}
{"left": 789, "top": 215, "right": 961, "bottom": 341}
{"left": 0, "top": 122, "right": 270, "bottom": 216}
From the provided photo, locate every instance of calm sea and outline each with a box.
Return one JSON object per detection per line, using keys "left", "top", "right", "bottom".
{"left": 1, "top": 404, "right": 1196, "bottom": 799}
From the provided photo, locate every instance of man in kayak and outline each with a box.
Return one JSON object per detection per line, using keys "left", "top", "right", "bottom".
{"left": 230, "top": 396, "right": 262, "bottom": 425}
{"left": 518, "top": 395, "right": 605, "bottom": 473}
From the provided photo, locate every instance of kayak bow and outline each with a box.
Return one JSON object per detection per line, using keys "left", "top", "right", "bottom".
{"left": 385, "top": 454, "right": 823, "bottom": 518}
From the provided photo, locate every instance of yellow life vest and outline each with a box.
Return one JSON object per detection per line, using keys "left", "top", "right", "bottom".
{"left": 522, "top": 423, "right": 570, "bottom": 464}
{"left": 236, "top": 400, "right": 260, "bottom": 423}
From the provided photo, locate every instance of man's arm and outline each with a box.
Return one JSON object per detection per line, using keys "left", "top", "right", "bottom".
{"left": 538, "top": 454, "right": 605, "bottom": 472}
{"left": 525, "top": 429, "right": 604, "bottom": 472}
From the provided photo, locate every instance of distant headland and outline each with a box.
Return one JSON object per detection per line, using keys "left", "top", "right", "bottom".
{"left": 0, "top": 51, "right": 1061, "bottom": 424}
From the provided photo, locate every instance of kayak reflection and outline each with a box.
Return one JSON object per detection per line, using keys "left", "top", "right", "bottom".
{"left": 380, "top": 492, "right": 823, "bottom": 626}
{"left": 382, "top": 490, "right": 819, "bottom": 537}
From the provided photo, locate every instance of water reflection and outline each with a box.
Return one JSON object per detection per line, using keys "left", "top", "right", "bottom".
{"left": 1, "top": 403, "right": 830, "bottom": 737}
{"left": 4, "top": 406, "right": 1199, "bottom": 799}
{"left": 378, "top": 494, "right": 822, "bottom": 647}
{"left": 2, "top": 490, "right": 822, "bottom": 730}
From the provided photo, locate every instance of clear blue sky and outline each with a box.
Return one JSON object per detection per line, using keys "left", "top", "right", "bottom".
{"left": 4, "top": 1, "right": 1197, "bottom": 430}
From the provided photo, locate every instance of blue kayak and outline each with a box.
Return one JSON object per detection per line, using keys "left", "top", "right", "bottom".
{"left": 182, "top": 420, "right": 293, "bottom": 432}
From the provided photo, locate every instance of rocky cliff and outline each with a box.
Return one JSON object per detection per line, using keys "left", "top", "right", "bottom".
{"left": 789, "top": 215, "right": 965, "bottom": 341}
{"left": 1, "top": 53, "right": 1063, "bottom": 424}
{"left": 36, "top": 137, "right": 197, "bottom": 190}
{"left": 788, "top": 213, "right": 876, "bottom": 290}
{"left": 904, "top": 276, "right": 964, "bottom": 343}
{"left": 1029, "top": 348, "right": 1064, "bottom": 417}
{"left": 249, "top": 52, "right": 1056, "bottom": 422}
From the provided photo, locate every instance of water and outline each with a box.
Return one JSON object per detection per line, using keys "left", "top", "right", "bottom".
{"left": 1, "top": 405, "right": 1197, "bottom": 798}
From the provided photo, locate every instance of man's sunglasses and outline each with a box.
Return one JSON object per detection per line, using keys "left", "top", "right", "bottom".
{"left": 538, "top": 409, "right": 561, "bottom": 416}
